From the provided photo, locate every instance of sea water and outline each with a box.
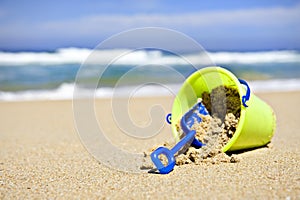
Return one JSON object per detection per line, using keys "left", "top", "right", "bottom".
{"left": 0, "top": 48, "right": 300, "bottom": 101}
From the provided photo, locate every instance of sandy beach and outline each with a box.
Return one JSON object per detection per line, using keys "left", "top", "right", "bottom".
{"left": 0, "top": 91, "right": 299, "bottom": 199}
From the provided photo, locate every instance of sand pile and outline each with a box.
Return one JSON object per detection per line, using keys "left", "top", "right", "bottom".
{"left": 176, "top": 113, "right": 239, "bottom": 165}
{"left": 202, "top": 85, "right": 241, "bottom": 120}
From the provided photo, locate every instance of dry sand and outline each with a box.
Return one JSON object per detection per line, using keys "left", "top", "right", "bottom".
{"left": 0, "top": 92, "right": 300, "bottom": 199}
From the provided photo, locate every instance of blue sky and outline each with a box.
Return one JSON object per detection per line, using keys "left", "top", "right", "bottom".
{"left": 0, "top": 0, "right": 299, "bottom": 51}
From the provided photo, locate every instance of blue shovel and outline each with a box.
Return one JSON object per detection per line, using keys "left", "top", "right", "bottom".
{"left": 151, "top": 102, "right": 208, "bottom": 174}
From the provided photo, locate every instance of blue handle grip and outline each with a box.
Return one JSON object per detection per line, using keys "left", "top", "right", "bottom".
{"left": 239, "top": 79, "right": 250, "bottom": 107}
{"left": 166, "top": 113, "right": 172, "bottom": 124}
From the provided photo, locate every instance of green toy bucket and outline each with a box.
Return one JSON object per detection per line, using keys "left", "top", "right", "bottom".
{"left": 171, "top": 66, "right": 276, "bottom": 152}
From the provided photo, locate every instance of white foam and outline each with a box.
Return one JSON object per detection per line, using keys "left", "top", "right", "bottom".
{"left": 0, "top": 83, "right": 76, "bottom": 101}
{"left": 207, "top": 50, "right": 300, "bottom": 64}
{"left": 0, "top": 83, "right": 180, "bottom": 101}
{"left": 0, "top": 48, "right": 299, "bottom": 66}
{"left": 250, "top": 79, "right": 300, "bottom": 92}
{"left": 0, "top": 48, "right": 91, "bottom": 65}
{"left": 0, "top": 48, "right": 189, "bottom": 66}
{"left": 1, "top": 79, "right": 300, "bottom": 101}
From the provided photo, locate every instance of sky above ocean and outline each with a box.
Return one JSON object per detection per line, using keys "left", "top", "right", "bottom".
{"left": 0, "top": 0, "right": 299, "bottom": 51}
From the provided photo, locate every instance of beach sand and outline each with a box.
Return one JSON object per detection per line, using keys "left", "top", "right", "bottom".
{"left": 0, "top": 92, "right": 299, "bottom": 199}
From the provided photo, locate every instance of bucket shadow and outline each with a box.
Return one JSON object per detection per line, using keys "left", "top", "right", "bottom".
{"left": 225, "top": 143, "right": 271, "bottom": 156}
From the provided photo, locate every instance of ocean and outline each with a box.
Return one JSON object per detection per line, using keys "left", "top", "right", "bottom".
{"left": 0, "top": 48, "right": 300, "bottom": 101}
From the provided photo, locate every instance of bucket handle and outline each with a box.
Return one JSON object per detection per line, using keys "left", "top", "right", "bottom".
{"left": 239, "top": 79, "right": 250, "bottom": 107}
{"left": 166, "top": 113, "right": 172, "bottom": 124}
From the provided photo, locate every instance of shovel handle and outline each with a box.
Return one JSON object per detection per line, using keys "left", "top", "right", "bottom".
{"left": 151, "top": 130, "right": 196, "bottom": 174}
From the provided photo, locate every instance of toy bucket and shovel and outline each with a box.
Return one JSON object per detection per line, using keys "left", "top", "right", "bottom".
{"left": 151, "top": 66, "right": 276, "bottom": 174}
{"left": 171, "top": 66, "right": 276, "bottom": 152}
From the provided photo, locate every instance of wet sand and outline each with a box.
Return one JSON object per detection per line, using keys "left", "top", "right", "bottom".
{"left": 0, "top": 92, "right": 299, "bottom": 199}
